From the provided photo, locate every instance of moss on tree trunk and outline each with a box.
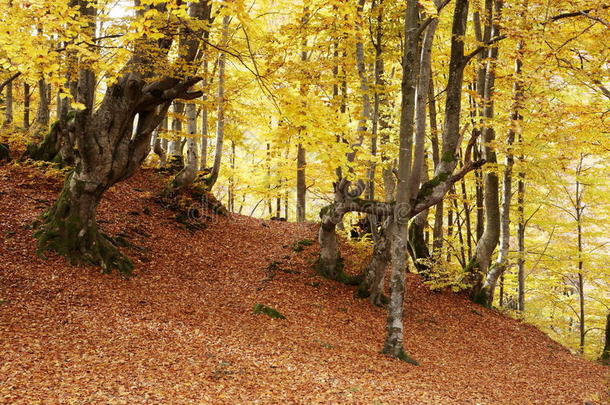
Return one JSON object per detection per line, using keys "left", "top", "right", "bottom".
{"left": 25, "top": 121, "right": 74, "bottom": 166}
{"left": 34, "top": 173, "right": 133, "bottom": 275}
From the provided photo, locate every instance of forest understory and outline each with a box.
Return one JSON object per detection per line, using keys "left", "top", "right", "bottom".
{"left": 1, "top": 163, "right": 607, "bottom": 404}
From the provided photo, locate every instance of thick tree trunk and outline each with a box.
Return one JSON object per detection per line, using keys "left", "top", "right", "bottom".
{"left": 36, "top": 172, "right": 132, "bottom": 273}
{"left": 25, "top": 120, "right": 75, "bottom": 166}
{"left": 318, "top": 220, "right": 341, "bottom": 278}
{"left": 316, "top": 179, "right": 369, "bottom": 282}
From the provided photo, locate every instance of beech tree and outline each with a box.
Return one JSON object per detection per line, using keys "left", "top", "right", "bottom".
{"left": 34, "top": 0, "right": 212, "bottom": 273}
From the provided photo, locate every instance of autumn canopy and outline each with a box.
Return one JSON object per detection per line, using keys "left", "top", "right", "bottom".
{"left": 0, "top": 0, "right": 608, "bottom": 402}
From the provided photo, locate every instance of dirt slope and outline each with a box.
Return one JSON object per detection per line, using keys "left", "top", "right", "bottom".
{"left": 1, "top": 164, "right": 608, "bottom": 404}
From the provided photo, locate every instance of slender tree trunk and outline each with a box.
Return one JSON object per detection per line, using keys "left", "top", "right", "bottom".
{"left": 296, "top": 7, "right": 309, "bottom": 223}
{"left": 296, "top": 143, "right": 306, "bottom": 222}
{"left": 23, "top": 82, "right": 30, "bottom": 129}
{"left": 600, "top": 311, "right": 610, "bottom": 365}
{"left": 4, "top": 81, "right": 13, "bottom": 126}
{"left": 200, "top": 58, "right": 209, "bottom": 170}
{"left": 206, "top": 15, "right": 230, "bottom": 190}
{"left": 153, "top": 116, "right": 168, "bottom": 167}
{"left": 35, "top": 79, "right": 50, "bottom": 130}
{"left": 228, "top": 140, "right": 235, "bottom": 212}
{"left": 405, "top": 7, "right": 439, "bottom": 277}
{"left": 167, "top": 102, "right": 198, "bottom": 191}
{"left": 575, "top": 168, "right": 586, "bottom": 354}
{"left": 470, "top": 0, "right": 503, "bottom": 304}
{"left": 479, "top": 35, "right": 523, "bottom": 306}
{"left": 382, "top": 0, "right": 419, "bottom": 363}
{"left": 429, "top": 78, "right": 443, "bottom": 254}
{"left": 517, "top": 159, "right": 526, "bottom": 311}
{"left": 167, "top": 102, "right": 185, "bottom": 172}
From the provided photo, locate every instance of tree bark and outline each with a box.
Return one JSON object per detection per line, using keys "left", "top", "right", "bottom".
{"left": 200, "top": 61, "right": 209, "bottom": 171}
{"left": 35, "top": 78, "right": 50, "bottom": 130}
{"left": 479, "top": 34, "right": 523, "bottom": 307}
{"left": 429, "top": 78, "right": 443, "bottom": 254}
{"left": 153, "top": 116, "right": 168, "bottom": 167}
{"left": 317, "top": 179, "right": 367, "bottom": 282}
{"left": 357, "top": 217, "right": 391, "bottom": 306}
{"left": 517, "top": 156, "right": 526, "bottom": 311}
{"left": 3, "top": 80, "right": 13, "bottom": 126}
{"left": 168, "top": 102, "right": 198, "bottom": 192}
{"left": 167, "top": 101, "right": 185, "bottom": 172}
{"left": 35, "top": 0, "right": 207, "bottom": 274}
{"left": 600, "top": 311, "right": 610, "bottom": 365}
{"left": 470, "top": 0, "right": 503, "bottom": 305}
{"left": 382, "top": 0, "right": 419, "bottom": 363}
{"left": 296, "top": 143, "right": 306, "bottom": 222}
{"left": 23, "top": 82, "right": 30, "bottom": 129}
{"left": 405, "top": 4, "right": 439, "bottom": 277}
{"left": 206, "top": 14, "right": 230, "bottom": 190}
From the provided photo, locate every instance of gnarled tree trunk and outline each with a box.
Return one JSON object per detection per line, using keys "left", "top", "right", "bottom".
{"left": 35, "top": 0, "right": 207, "bottom": 274}
{"left": 317, "top": 179, "right": 368, "bottom": 282}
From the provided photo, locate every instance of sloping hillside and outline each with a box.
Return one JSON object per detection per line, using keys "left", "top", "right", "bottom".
{"left": 1, "top": 163, "right": 608, "bottom": 404}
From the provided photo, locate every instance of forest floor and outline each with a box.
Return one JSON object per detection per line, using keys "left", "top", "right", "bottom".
{"left": 0, "top": 162, "right": 608, "bottom": 405}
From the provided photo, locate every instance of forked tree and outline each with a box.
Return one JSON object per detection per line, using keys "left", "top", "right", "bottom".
{"left": 35, "top": 0, "right": 211, "bottom": 274}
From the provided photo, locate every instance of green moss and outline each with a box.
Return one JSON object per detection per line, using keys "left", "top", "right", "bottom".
{"left": 471, "top": 286, "right": 491, "bottom": 307}
{"left": 441, "top": 151, "right": 456, "bottom": 163}
{"left": 319, "top": 204, "right": 334, "bottom": 219}
{"left": 253, "top": 303, "right": 286, "bottom": 319}
{"left": 417, "top": 172, "right": 450, "bottom": 202}
{"left": 291, "top": 239, "right": 314, "bottom": 252}
{"left": 34, "top": 177, "right": 134, "bottom": 276}
{"left": 314, "top": 257, "right": 362, "bottom": 286}
{"left": 397, "top": 349, "right": 419, "bottom": 365}
{"left": 355, "top": 283, "right": 371, "bottom": 299}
